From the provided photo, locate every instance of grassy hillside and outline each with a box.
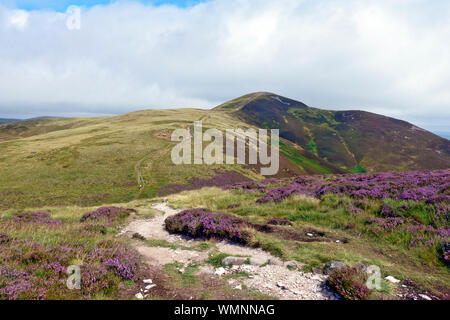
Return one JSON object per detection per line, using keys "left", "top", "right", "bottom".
{"left": 216, "top": 92, "right": 450, "bottom": 172}
{"left": 2, "top": 91, "right": 448, "bottom": 209}
{"left": 0, "top": 110, "right": 245, "bottom": 209}
{"left": 0, "top": 108, "right": 343, "bottom": 209}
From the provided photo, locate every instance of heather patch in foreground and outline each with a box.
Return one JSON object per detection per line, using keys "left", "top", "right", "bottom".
{"left": 327, "top": 266, "right": 371, "bottom": 300}
{"left": 165, "top": 209, "right": 252, "bottom": 244}
{"left": 0, "top": 206, "right": 141, "bottom": 300}
{"left": 226, "top": 170, "right": 450, "bottom": 205}
{"left": 438, "top": 241, "right": 450, "bottom": 266}
{"left": 224, "top": 170, "right": 450, "bottom": 261}
{"left": 0, "top": 236, "right": 140, "bottom": 300}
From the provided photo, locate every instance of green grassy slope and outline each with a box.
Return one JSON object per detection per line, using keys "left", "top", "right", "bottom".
{"left": 216, "top": 92, "right": 450, "bottom": 172}
{"left": 0, "top": 108, "right": 343, "bottom": 209}
{"left": 0, "top": 110, "right": 247, "bottom": 209}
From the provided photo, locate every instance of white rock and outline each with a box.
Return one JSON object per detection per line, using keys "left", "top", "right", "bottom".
{"left": 215, "top": 267, "right": 226, "bottom": 276}
{"left": 241, "top": 265, "right": 257, "bottom": 272}
{"left": 385, "top": 276, "right": 401, "bottom": 284}
{"left": 307, "top": 233, "right": 314, "bottom": 237}
{"left": 234, "top": 285, "right": 243, "bottom": 290}
{"left": 135, "top": 293, "right": 144, "bottom": 300}
{"left": 145, "top": 284, "right": 157, "bottom": 290}
{"left": 143, "top": 279, "right": 153, "bottom": 284}
{"left": 268, "top": 259, "right": 283, "bottom": 266}
{"left": 248, "top": 257, "right": 267, "bottom": 266}
{"left": 277, "top": 282, "right": 287, "bottom": 290}
{"left": 222, "top": 256, "right": 247, "bottom": 266}
{"left": 419, "top": 294, "right": 432, "bottom": 300}
{"left": 284, "top": 261, "right": 298, "bottom": 269}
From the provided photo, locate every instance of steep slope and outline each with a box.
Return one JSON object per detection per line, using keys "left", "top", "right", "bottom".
{"left": 216, "top": 92, "right": 450, "bottom": 172}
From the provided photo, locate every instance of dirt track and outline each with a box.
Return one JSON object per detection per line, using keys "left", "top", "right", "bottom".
{"left": 119, "top": 202, "right": 338, "bottom": 300}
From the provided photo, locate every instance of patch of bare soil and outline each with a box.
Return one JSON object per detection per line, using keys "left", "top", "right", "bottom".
{"left": 153, "top": 132, "right": 171, "bottom": 140}
{"left": 119, "top": 264, "right": 274, "bottom": 300}
{"left": 136, "top": 246, "right": 209, "bottom": 267}
{"left": 250, "top": 223, "right": 348, "bottom": 243}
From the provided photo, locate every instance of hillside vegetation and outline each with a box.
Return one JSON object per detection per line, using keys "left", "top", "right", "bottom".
{"left": 0, "top": 104, "right": 345, "bottom": 209}
{"left": 0, "top": 93, "right": 449, "bottom": 300}
{"left": 216, "top": 92, "right": 450, "bottom": 172}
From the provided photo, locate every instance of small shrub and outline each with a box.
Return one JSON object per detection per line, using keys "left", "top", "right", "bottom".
{"left": 13, "top": 211, "right": 62, "bottom": 225}
{"left": 79, "top": 224, "right": 107, "bottom": 235}
{"left": 0, "top": 233, "right": 11, "bottom": 244}
{"left": 80, "top": 207, "right": 134, "bottom": 222}
{"left": 327, "top": 266, "right": 371, "bottom": 300}
{"left": 165, "top": 208, "right": 252, "bottom": 244}
{"left": 437, "top": 241, "right": 450, "bottom": 266}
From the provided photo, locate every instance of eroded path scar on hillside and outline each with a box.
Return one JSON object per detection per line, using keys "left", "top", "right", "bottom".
{"left": 131, "top": 146, "right": 171, "bottom": 201}
{"left": 119, "top": 202, "right": 338, "bottom": 300}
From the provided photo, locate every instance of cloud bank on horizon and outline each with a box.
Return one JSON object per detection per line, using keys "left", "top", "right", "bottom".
{"left": 0, "top": 0, "right": 449, "bottom": 134}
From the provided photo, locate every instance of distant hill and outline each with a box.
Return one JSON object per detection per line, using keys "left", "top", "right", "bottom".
{"left": 216, "top": 92, "right": 450, "bottom": 172}
{"left": 0, "top": 118, "right": 20, "bottom": 125}
{"left": 0, "top": 116, "right": 60, "bottom": 125}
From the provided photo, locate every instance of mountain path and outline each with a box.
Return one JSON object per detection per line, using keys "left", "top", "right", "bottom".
{"left": 131, "top": 146, "right": 171, "bottom": 202}
{"left": 119, "top": 202, "right": 338, "bottom": 300}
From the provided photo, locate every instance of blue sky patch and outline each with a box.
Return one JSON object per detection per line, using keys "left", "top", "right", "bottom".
{"left": 5, "top": 0, "right": 208, "bottom": 12}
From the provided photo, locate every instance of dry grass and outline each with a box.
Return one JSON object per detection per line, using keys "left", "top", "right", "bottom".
{"left": 0, "top": 109, "right": 260, "bottom": 209}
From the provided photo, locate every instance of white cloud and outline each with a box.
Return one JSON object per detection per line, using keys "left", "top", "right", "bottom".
{"left": 7, "top": 9, "right": 29, "bottom": 29}
{"left": 0, "top": 0, "right": 449, "bottom": 133}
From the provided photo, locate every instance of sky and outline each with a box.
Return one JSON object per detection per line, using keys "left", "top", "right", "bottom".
{"left": 0, "top": 0, "right": 449, "bottom": 136}
{"left": 2, "top": 0, "right": 207, "bottom": 11}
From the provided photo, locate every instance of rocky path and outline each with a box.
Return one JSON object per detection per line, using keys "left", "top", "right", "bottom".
{"left": 119, "top": 202, "right": 338, "bottom": 300}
